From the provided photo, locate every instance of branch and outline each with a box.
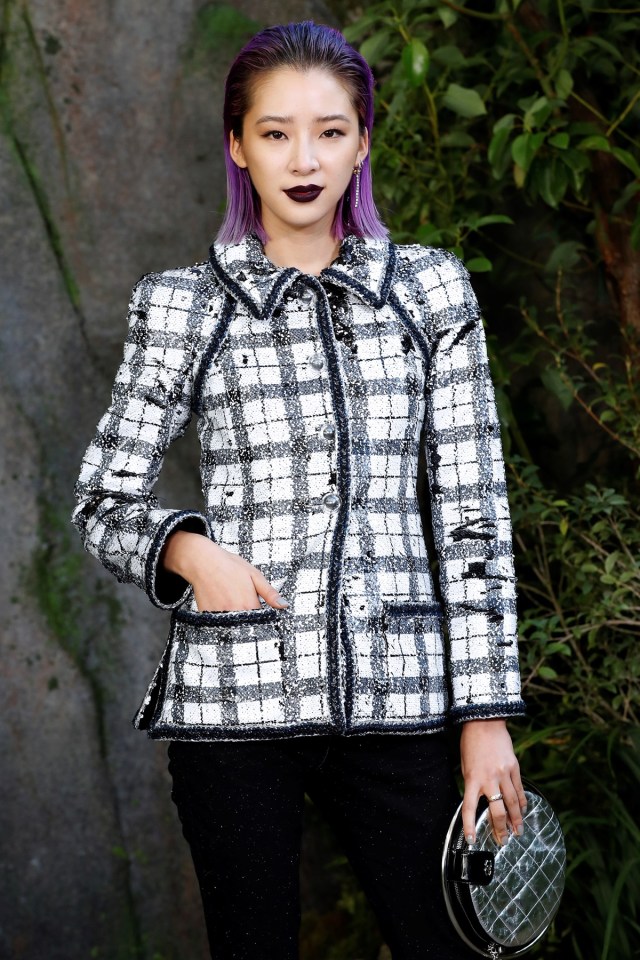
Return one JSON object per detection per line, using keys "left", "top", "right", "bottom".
{"left": 438, "top": 0, "right": 507, "bottom": 21}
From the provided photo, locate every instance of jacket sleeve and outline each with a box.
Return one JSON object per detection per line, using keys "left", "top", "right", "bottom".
{"left": 71, "top": 272, "right": 212, "bottom": 609}
{"left": 419, "top": 250, "right": 526, "bottom": 722}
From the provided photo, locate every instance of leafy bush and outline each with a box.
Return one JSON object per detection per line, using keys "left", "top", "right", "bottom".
{"left": 311, "top": 2, "right": 640, "bottom": 957}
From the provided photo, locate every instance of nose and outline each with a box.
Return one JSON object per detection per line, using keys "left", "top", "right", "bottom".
{"left": 288, "top": 136, "right": 320, "bottom": 175}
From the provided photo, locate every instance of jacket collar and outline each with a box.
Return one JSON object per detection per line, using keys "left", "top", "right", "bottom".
{"left": 209, "top": 232, "right": 396, "bottom": 319}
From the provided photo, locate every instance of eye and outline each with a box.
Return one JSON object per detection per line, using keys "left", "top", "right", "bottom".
{"left": 322, "top": 128, "right": 346, "bottom": 139}
{"left": 264, "top": 130, "right": 287, "bottom": 140}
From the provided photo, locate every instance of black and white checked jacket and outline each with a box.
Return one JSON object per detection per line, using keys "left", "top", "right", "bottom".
{"left": 72, "top": 233, "right": 526, "bottom": 741}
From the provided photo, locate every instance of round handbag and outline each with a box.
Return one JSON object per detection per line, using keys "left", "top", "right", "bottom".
{"left": 441, "top": 780, "right": 566, "bottom": 957}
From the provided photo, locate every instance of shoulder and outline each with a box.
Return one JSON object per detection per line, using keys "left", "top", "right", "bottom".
{"left": 127, "top": 260, "right": 225, "bottom": 341}
{"left": 131, "top": 258, "right": 223, "bottom": 306}
{"left": 394, "top": 242, "right": 469, "bottom": 282}
{"left": 392, "top": 243, "right": 478, "bottom": 320}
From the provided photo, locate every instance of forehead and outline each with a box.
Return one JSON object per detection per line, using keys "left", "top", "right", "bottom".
{"left": 246, "top": 66, "right": 357, "bottom": 118}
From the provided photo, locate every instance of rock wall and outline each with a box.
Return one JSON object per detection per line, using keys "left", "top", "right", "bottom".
{"left": 0, "top": 2, "right": 333, "bottom": 957}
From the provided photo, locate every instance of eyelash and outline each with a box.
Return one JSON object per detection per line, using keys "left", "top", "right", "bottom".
{"left": 263, "top": 128, "right": 346, "bottom": 140}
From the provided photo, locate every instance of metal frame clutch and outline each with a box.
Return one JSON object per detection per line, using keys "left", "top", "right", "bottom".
{"left": 441, "top": 780, "right": 566, "bottom": 958}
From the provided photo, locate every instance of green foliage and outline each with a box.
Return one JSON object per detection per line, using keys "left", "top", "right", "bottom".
{"left": 343, "top": 0, "right": 640, "bottom": 271}
{"left": 184, "top": 3, "right": 261, "bottom": 71}
{"left": 332, "top": 1, "right": 640, "bottom": 957}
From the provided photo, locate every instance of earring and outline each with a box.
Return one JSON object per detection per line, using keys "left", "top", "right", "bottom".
{"left": 353, "top": 162, "right": 361, "bottom": 209}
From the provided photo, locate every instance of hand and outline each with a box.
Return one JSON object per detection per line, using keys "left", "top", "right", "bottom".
{"left": 160, "top": 531, "right": 289, "bottom": 612}
{"left": 460, "top": 718, "right": 527, "bottom": 847}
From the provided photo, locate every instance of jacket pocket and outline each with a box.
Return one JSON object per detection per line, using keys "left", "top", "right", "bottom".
{"left": 140, "top": 604, "right": 292, "bottom": 732}
{"left": 348, "top": 599, "right": 447, "bottom": 723}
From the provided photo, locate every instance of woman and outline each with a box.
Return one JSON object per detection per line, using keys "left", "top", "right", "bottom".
{"left": 73, "top": 20, "right": 527, "bottom": 959}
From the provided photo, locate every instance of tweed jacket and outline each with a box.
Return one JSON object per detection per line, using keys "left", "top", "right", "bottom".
{"left": 72, "top": 232, "right": 526, "bottom": 741}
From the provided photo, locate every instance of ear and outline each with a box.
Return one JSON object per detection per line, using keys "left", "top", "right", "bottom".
{"left": 356, "top": 128, "right": 369, "bottom": 167}
{"left": 229, "top": 130, "right": 247, "bottom": 169}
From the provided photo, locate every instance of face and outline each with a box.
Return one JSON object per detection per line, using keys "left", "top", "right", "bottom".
{"left": 230, "top": 66, "right": 368, "bottom": 240}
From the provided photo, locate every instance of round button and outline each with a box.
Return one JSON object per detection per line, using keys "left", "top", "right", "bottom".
{"left": 322, "top": 492, "right": 340, "bottom": 511}
{"left": 300, "top": 288, "right": 314, "bottom": 303}
{"left": 321, "top": 422, "right": 336, "bottom": 440}
{"left": 308, "top": 352, "right": 325, "bottom": 371}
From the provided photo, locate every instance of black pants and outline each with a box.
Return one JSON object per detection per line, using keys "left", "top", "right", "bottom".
{"left": 167, "top": 731, "right": 476, "bottom": 959}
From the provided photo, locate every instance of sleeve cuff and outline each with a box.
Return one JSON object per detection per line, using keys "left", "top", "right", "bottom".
{"left": 449, "top": 700, "right": 527, "bottom": 724}
{"left": 145, "top": 511, "right": 213, "bottom": 609}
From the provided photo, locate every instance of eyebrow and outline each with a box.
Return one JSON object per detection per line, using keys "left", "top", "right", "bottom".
{"left": 254, "top": 114, "right": 352, "bottom": 125}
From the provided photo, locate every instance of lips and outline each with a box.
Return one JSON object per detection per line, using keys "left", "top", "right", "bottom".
{"left": 283, "top": 185, "right": 324, "bottom": 202}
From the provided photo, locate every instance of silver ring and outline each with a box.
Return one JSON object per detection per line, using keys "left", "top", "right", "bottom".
{"left": 487, "top": 792, "right": 503, "bottom": 803}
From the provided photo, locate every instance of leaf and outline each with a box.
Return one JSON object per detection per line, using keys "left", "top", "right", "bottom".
{"left": 578, "top": 135, "right": 611, "bottom": 152}
{"left": 540, "top": 367, "right": 574, "bottom": 411}
{"left": 437, "top": 6, "right": 458, "bottom": 28}
{"left": 555, "top": 69, "right": 574, "bottom": 100}
{"left": 466, "top": 257, "right": 492, "bottom": 272}
{"left": 537, "top": 158, "right": 569, "bottom": 208}
{"left": 488, "top": 126, "right": 513, "bottom": 179}
{"left": 474, "top": 214, "right": 514, "bottom": 227}
{"left": 442, "top": 83, "right": 487, "bottom": 119}
{"left": 546, "top": 642, "right": 572, "bottom": 655}
{"left": 342, "top": 13, "right": 382, "bottom": 43}
{"left": 549, "top": 132, "right": 570, "bottom": 150}
{"left": 432, "top": 45, "right": 466, "bottom": 69}
{"left": 511, "top": 132, "right": 545, "bottom": 174}
{"left": 538, "top": 665, "right": 559, "bottom": 680}
{"left": 524, "top": 96, "right": 551, "bottom": 132}
{"left": 402, "top": 38, "right": 429, "bottom": 88}
{"left": 604, "top": 551, "right": 619, "bottom": 574}
{"left": 440, "top": 131, "right": 476, "bottom": 148}
{"left": 545, "top": 241, "right": 585, "bottom": 273}
{"left": 494, "top": 113, "right": 517, "bottom": 133}
{"left": 360, "top": 30, "right": 393, "bottom": 67}
{"left": 416, "top": 223, "right": 444, "bottom": 246}
{"left": 612, "top": 147, "right": 640, "bottom": 178}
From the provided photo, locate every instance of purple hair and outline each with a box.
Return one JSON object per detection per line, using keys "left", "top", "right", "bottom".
{"left": 217, "top": 20, "right": 388, "bottom": 244}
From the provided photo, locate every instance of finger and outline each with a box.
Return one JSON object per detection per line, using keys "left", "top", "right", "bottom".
{"left": 461, "top": 785, "right": 481, "bottom": 844}
{"left": 502, "top": 782, "right": 524, "bottom": 838}
{"left": 485, "top": 788, "right": 510, "bottom": 846}
{"left": 512, "top": 767, "right": 528, "bottom": 816}
{"left": 251, "top": 571, "right": 289, "bottom": 608}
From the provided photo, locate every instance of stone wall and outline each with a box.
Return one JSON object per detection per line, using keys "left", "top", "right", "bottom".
{"left": 0, "top": 3, "right": 332, "bottom": 956}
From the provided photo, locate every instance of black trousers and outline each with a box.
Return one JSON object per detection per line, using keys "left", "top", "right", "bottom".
{"left": 167, "top": 730, "right": 477, "bottom": 959}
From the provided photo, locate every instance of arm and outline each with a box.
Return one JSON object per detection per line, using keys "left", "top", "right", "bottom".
{"left": 72, "top": 272, "right": 289, "bottom": 614}
{"left": 71, "top": 273, "right": 210, "bottom": 609}
{"left": 420, "top": 250, "right": 527, "bottom": 841}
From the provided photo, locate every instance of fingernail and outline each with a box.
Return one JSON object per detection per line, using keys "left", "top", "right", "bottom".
{"left": 275, "top": 595, "right": 289, "bottom": 607}
{"left": 521, "top": 804, "right": 528, "bottom": 815}
{"left": 500, "top": 834, "right": 510, "bottom": 846}
{"left": 516, "top": 824, "right": 524, "bottom": 837}
{"left": 465, "top": 834, "right": 474, "bottom": 844}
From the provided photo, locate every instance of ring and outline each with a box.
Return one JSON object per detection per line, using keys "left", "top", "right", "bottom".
{"left": 487, "top": 793, "right": 503, "bottom": 803}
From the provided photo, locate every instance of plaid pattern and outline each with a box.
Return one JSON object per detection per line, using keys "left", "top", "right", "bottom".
{"left": 73, "top": 233, "right": 525, "bottom": 741}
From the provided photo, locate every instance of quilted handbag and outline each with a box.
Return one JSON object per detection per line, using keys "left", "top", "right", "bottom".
{"left": 441, "top": 780, "right": 566, "bottom": 957}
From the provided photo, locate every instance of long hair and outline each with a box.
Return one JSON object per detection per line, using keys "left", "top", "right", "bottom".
{"left": 217, "top": 20, "right": 387, "bottom": 244}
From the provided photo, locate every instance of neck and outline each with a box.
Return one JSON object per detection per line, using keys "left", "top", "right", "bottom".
{"left": 262, "top": 225, "right": 342, "bottom": 276}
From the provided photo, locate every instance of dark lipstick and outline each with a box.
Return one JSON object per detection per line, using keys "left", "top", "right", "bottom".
{"left": 283, "top": 185, "right": 323, "bottom": 202}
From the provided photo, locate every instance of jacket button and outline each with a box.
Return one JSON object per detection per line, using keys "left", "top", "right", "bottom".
{"left": 300, "top": 289, "right": 314, "bottom": 304}
{"left": 321, "top": 422, "right": 336, "bottom": 440}
{"left": 308, "top": 353, "right": 325, "bottom": 371}
{"left": 322, "top": 492, "right": 340, "bottom": 511}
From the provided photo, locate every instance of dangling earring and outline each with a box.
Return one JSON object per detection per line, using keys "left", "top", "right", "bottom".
{"left": 353, "top": 162, "right": 362, "bottom": 209}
